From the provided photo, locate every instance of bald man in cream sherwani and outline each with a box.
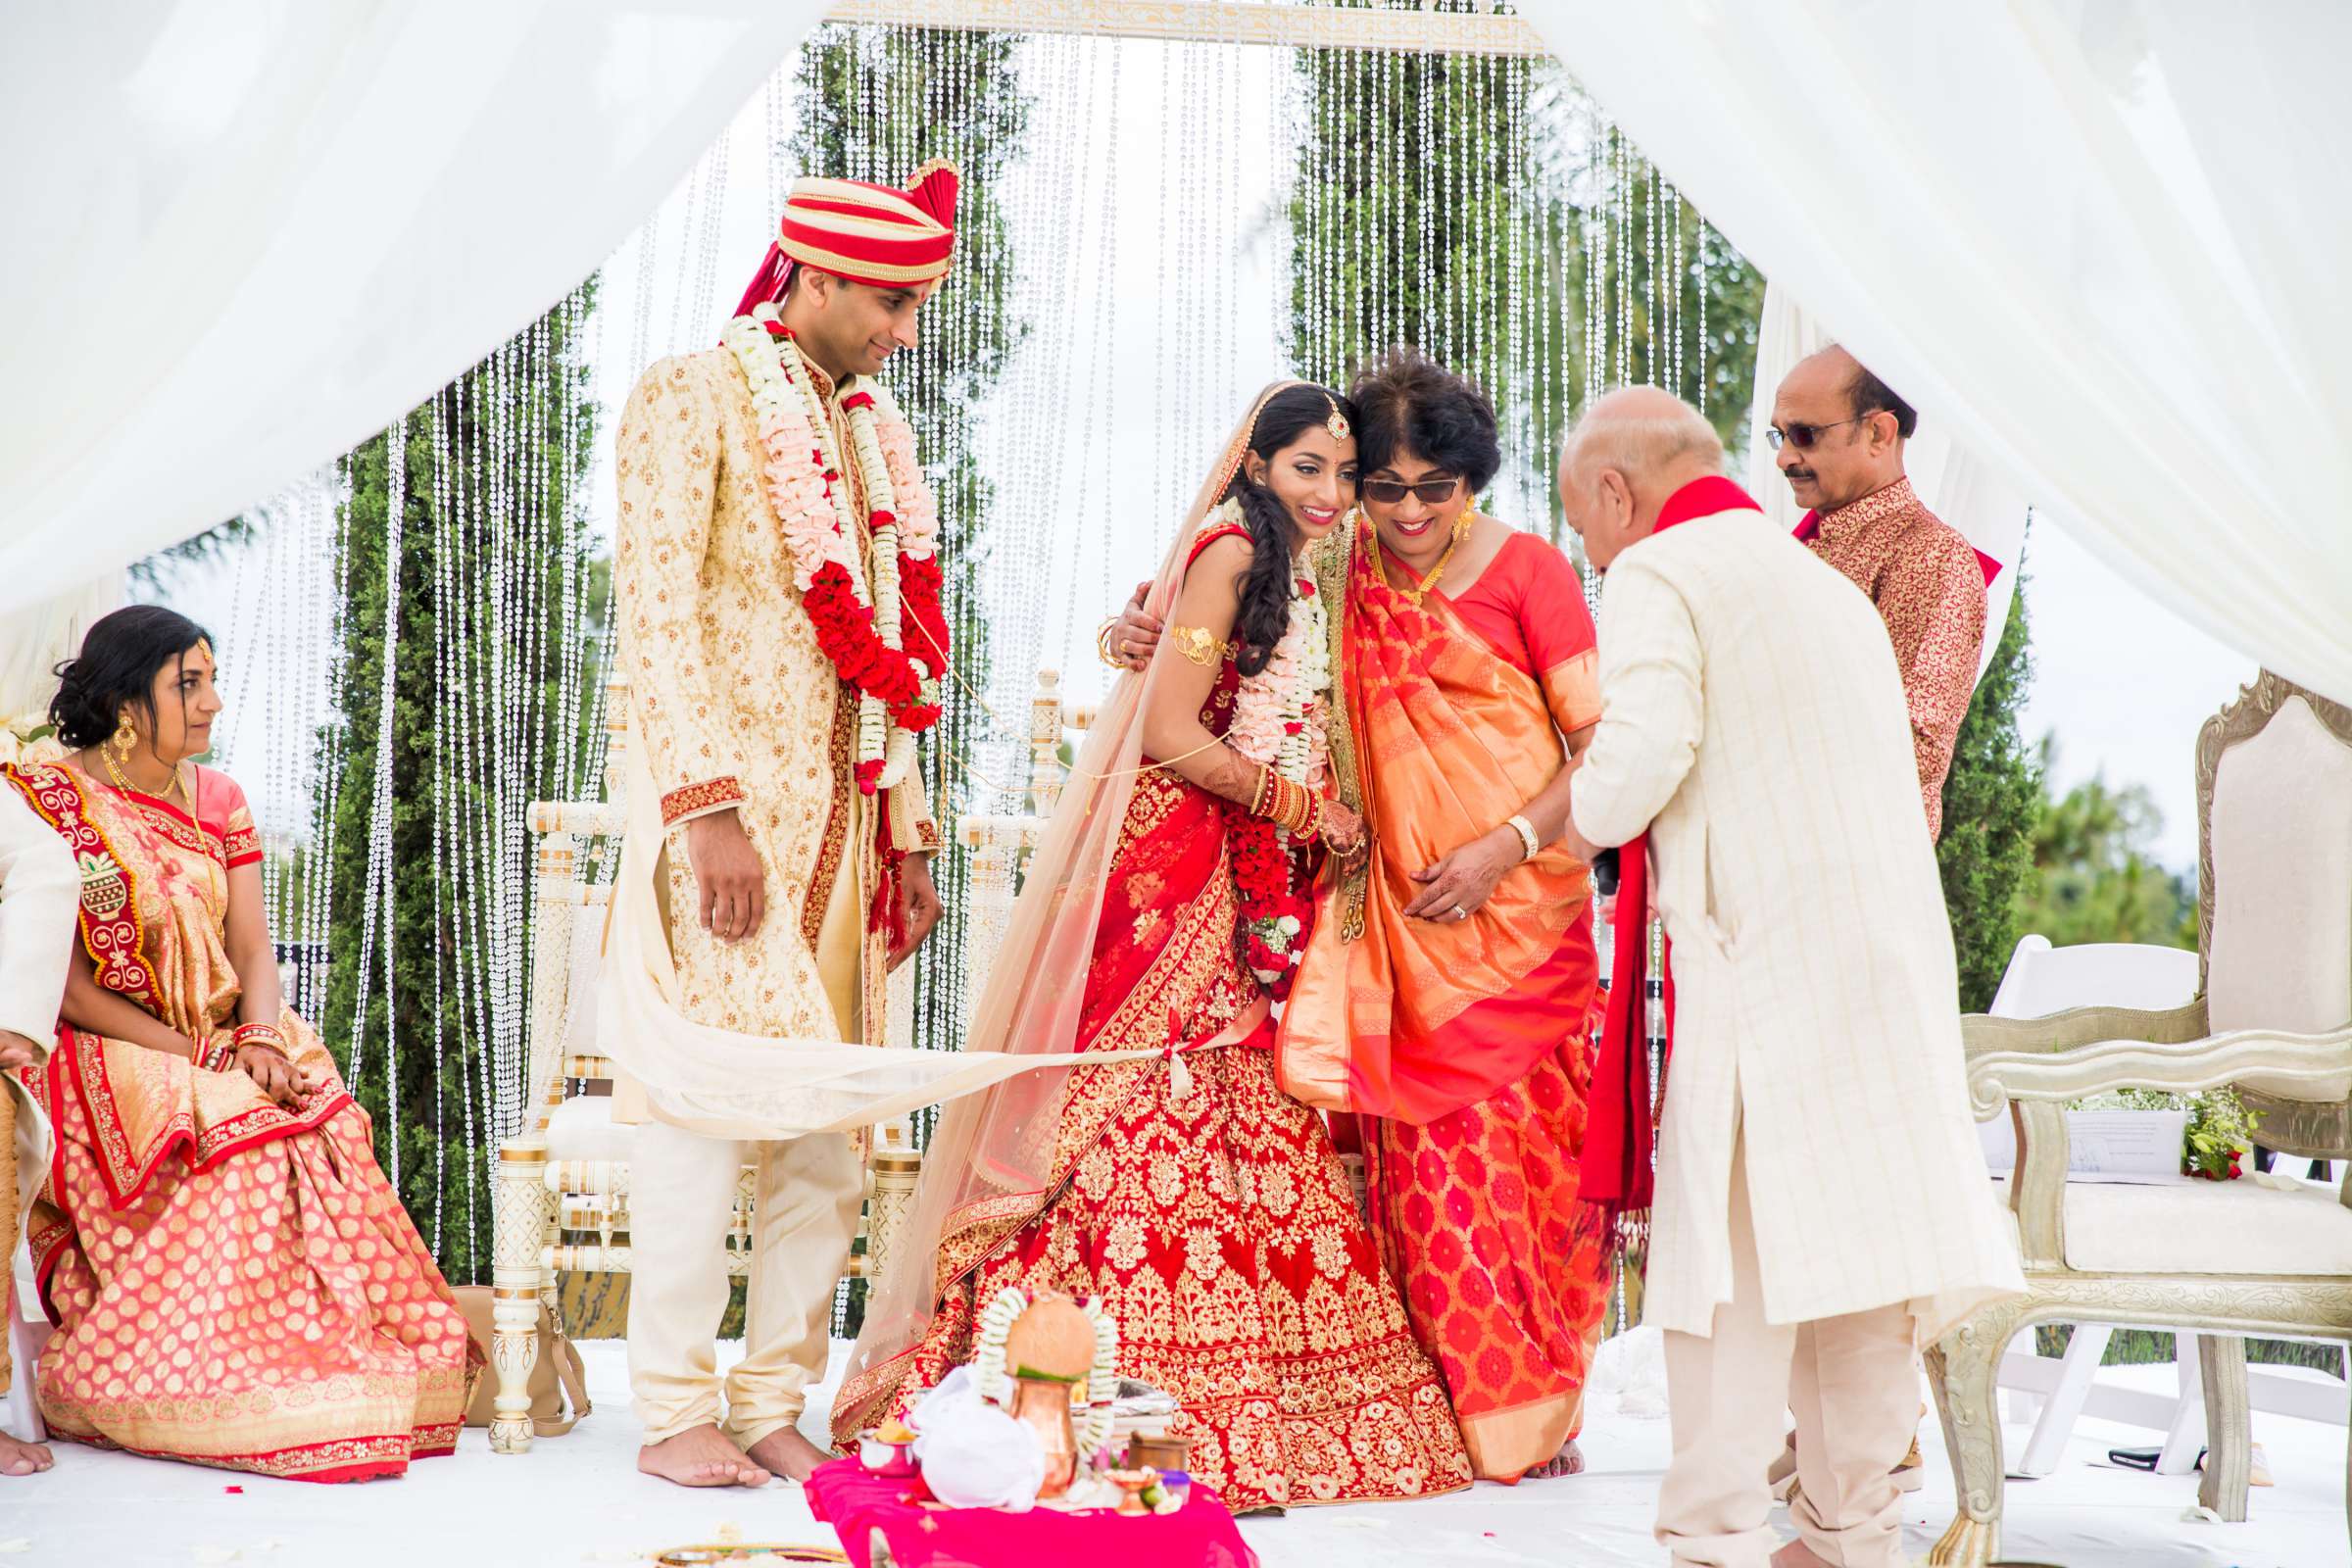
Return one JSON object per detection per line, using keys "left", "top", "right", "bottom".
{"left": 1559, "top": 389, "right": 2022, "bottom": 1568}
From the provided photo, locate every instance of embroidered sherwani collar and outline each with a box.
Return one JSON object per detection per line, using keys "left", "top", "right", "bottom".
{"left": 1812, "top": 474, "right": 1921, "bottom": 545}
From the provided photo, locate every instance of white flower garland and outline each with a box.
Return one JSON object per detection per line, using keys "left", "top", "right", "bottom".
{"left": 973, "top": 1286, "right": 1121, "bottom": 1458}
{"left": 720, "top": 303, "right": 936, "bottom": 790}
{"left": 1226, "top": 526, "right": 1332, "bottom": 810}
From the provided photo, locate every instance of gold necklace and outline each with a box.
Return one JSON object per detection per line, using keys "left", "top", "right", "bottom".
{"left": 1380, "top": 509, "right": 1477, "bottom": 608}
{"left": 95, "top": 746, "right": 188, "bottom": 806}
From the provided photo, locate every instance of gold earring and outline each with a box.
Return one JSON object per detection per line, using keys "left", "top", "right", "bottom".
{"left": 111, "top": 712, "right": 136, "bottom": 760}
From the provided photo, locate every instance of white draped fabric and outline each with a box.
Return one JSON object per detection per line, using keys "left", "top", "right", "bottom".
{"left": 0, "top": 0, "right": 827, "bottom": 615}
{"left": 1742, "top": 285, "right": 2028, "bottom": 684}
{"left": 1530, "top": 0, "right": 2352, "bottom": 704}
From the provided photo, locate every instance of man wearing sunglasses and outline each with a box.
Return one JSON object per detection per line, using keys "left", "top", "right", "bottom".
{"left": 1769, "top": 347, "right": 1988, "bottom": 843}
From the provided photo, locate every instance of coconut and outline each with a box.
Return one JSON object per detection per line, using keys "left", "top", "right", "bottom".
{"left": 1001, "top": 1292, "right": 1098, "bottom": 1383}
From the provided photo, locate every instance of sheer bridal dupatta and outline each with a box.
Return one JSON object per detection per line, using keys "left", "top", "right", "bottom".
{"left": 839, "top": 384, "right": 1329, "bottom": 1409}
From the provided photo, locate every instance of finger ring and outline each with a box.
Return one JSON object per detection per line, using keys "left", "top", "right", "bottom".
{"left": 1452, "top": 907, "right": 1468, "bottom": 921}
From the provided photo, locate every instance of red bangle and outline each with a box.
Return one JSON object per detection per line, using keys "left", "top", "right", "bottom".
{"left": 233, "top": 1022, "right": 289, "bottom": 1058}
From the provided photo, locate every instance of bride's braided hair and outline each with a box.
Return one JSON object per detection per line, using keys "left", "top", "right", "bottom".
{"left": 1220, "top": 383, "right": 1357, "bottom": 677}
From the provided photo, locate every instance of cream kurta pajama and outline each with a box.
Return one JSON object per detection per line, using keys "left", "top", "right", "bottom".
{"left": 1571, "top": 492, "right": 2022, "bottom": 1568}
{"left": 614, "top": 345, "right": 941, "bottom": 1451}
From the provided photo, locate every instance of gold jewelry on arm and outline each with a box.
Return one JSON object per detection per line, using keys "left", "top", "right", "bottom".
{"left": 1169, "top": 624, "right": 1228, "bottom": 667}
{"left": 1504, "top": 812, "right": 1542, "bottom": 863}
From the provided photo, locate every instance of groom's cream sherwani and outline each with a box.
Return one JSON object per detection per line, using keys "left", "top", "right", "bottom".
{"left": 1572, "top": 496, "right": 2021, "bottom": 1566}
{"left": 614, "top": 348, "right": 939, "bottom": 1450}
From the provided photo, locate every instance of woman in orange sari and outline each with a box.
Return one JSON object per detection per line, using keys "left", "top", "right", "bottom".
{"left": 1115, "top": 352, "right": 1612, "bottom": 1482}
{"left": 4, "top": 607, "right": 474, "bottom": 1482}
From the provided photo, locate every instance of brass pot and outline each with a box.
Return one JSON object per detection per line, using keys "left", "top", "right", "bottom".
{"left": 1127, "top": 1433, "right": 1191, "bottom": 1473}
{"left": 1006, "top": 1375, "right": 1078, "bottom": 1497}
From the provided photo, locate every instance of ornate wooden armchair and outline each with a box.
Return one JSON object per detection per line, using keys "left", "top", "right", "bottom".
{"left": 486, "top": 685, "right": 924, "bottom": 1454}
{"left": 1928, "top": 672, "right": 2352, "bottom": 1564}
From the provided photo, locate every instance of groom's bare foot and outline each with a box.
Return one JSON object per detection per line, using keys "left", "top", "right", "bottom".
{"left": 638, "top": 1423, "right": 768, "bottom": 1488}
{"left": 745, "top": 1425, "right": 834, "bottom": 1484}
{"left": 0, "top": 1432, "right": 52, "bottom": 1477}
{"left": 1526, "top": 1439, "right": 1585, "bottom": 1479}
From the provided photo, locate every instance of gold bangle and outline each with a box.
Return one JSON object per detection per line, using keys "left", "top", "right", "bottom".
{"left": 1504, "top": 813, "right": 1542, "bottom": 863}
{"left": 1096, "top": 617, "right": 1126, "bottom": 670}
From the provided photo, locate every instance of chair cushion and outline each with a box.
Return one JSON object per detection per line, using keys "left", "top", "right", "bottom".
{"left": 545, "top": 1094, "right": 635, "bottom": 1163}
{"left": 1992, "top": 1173, "right": 2352, "bottom": 1275}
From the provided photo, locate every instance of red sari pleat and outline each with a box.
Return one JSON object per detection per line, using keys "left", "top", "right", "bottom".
{"left": 1363, "top": 1052, "right": 1610, "bottom": 1480}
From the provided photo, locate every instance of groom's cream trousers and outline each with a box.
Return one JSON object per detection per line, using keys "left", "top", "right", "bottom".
{"left": 1656, "top": 1131, "right": 1921, "bottom": 1568}
{"left": 626, "top": 825, "right": 868, "bottom": 1451}
{"left": 627, "top": 1122, "right": 864, "bottom": 1448}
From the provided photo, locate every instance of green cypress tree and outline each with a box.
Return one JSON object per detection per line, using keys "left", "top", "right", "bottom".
{"left": 795, "top": 24, "right": 1028, "bottom": 1085}
{"left": 319, "top": 293, "right": 599, "bottom": 1281}
{"left": 1286, "top": 40, "right": 1763, "bottom": 530}
{"left": 1936, "top": 572, "right": 2041, "bottom": 1010}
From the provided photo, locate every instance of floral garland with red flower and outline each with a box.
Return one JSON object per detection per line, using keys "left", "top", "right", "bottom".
{"left": 721, "top": 302, "right": 947, "bottom": 792}
{"left": 1219, "top": 515, "right": 1333, "bottom": 1003}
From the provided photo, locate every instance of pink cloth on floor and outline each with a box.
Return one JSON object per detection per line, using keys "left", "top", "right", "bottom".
{"left": 806, "top": 1457, "right": 1258, "bottom": 1568}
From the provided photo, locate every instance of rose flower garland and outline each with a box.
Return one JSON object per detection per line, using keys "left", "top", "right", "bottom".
{"left": 1220, "top": 514, "right": 1333, "bottom": 1002}
{"left": 722, "top": 302, "right": 947, "bottom": 792}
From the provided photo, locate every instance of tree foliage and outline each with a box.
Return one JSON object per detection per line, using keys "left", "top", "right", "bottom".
{"left": 2018, "top": 736, "right": 2195, "bottom": 951}
{"left": 1286, "top": 43, "right": 1763, "bottom": 537}
{"left": 1936, "top": 579, "right": 2043, "bottom": 1009}
{"left": 318, "top": 296, "right": 599, "bottom": 1281}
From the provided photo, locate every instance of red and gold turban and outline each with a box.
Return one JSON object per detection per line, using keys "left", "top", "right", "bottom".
{"left": 732, "top": 159, "right": 961, "bottom": 318}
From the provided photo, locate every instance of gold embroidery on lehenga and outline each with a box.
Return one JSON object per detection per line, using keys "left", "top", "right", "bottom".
{"left": 831, "top": 764, "right": 1473, "bottom": 1507}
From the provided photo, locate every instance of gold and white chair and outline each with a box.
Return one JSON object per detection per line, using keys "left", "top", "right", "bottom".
{"left": 1929, "top": 671, "right": 2352, "bottom": 1563}
{"left": 955, "top": 667, "right": 1093, "bottom": 1002}
{"left": 487, "top": 684, "right": 924, "bottom": 1454}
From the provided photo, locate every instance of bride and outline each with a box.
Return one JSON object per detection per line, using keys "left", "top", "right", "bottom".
{"left": 831, "top": 383, "right": 1471, "bottom": 1509}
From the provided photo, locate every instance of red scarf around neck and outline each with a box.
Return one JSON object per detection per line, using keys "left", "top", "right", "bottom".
{"left": 1578, "top": 476, "right": 1761, "bottom": 1249}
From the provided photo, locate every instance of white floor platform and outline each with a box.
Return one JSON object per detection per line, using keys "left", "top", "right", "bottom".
{"left": 6, "top": 1335, "right": 2344, "bottom": 1567}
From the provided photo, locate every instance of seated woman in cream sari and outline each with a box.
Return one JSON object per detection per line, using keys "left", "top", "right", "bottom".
{"left": 4, "top": 607, "right": 474, "bottom": 1482}
{"left": 831, "top": 384, "right": 1472, "bottom": 1511}
{"left": 1113, "top": 353, "right": 1612, "bottom": 1483}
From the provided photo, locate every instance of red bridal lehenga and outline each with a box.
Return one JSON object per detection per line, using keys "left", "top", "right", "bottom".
{"left": 4, "top": 760, "right": 476, "bottom": 1483}
{"left": 833, "top": 410, "right": 1472, "bottom": 1510}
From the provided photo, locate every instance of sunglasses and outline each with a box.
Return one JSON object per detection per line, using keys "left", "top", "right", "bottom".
{"left": 1360, "top": 475, "right": 1462, "bottom": 505}
{"left": 1764, "top": 416, "right": 1865, "bottom": 452}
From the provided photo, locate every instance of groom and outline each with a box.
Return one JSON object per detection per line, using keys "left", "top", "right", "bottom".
{"left": 614, "top": 164, "right": 958, "bottom": 1488}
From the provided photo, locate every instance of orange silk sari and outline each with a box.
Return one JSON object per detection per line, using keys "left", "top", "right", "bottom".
{"left": 1281, "top": 522, "right": 1611, "bottom": 1481}
{"left": 1281, "top": 524, "right": 1601, "bottom": 1122}
{"left": 4, "top": 760, "right": 474, "bottom": 1483}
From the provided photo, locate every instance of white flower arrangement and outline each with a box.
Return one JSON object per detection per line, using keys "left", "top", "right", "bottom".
{"left": 1225, "top": 524, "right": 1332, "bottom": 796}
{"left": 973, "top": 1285, "right": 1121, "bottom": 1459}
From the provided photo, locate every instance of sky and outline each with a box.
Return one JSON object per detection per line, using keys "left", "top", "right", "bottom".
{"left": 170, "top": 33, "right": 2246, "bottom": 873}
